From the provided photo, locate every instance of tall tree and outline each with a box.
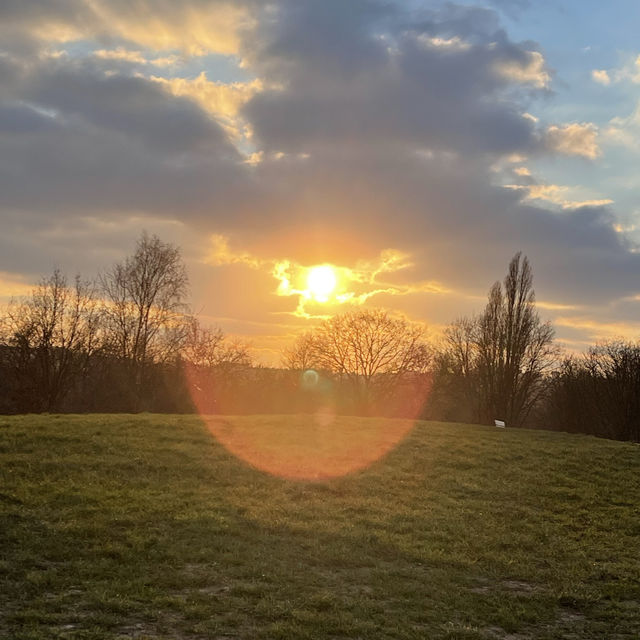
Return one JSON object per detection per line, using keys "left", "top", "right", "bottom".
{"left": 100, "top": 232, "right": 189, "bottom": 406}
{"left": 437, "top": 253, "right": 556, "bottom": 426}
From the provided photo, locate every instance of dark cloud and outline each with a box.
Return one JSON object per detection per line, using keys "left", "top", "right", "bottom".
{"left": 0, "top": 0, "right": 88, "bottom": 24}
{"left": 0, "top": 111, "right": 244, "bottom": 216}
{"left": 0, "top": 103, "right": 58, "bottom": 133}
{"left": 27, "top": 63, "right": 233, "bottom": 153}
{"left": 0, "top": 52, "right": 244, "bottom": 219}
{"left": 244, "top": 1, "right": 542, "bottom": 155}
{"left": 248, "top": 0, "right": 394, "bottom": 79}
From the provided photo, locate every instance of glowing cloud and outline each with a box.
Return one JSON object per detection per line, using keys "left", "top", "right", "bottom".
{"left": 94, "top": 47, "right": 180, "bottom": 67}
{"left": 203, "top": 235, "right": 448, "bottom": 320}
{"left": 271, "top": 250, "right": 450, "bottom": 318}
{"left": 546, "top": 123, "right": 601, "bottom": 160}
{"left": 88, "top": 2, "right": 251, "bottom": 56}
{"left": 494, "top": 51, "right": 550, "bottom": 89}
{"left": 151, "top": 73, "right": 263, "bottom": 142}
{"left": 272, "top": 260, "right": 351, "bottom": 317}
{"left": 504, "top": 183, "right": 613, "bottom": 209}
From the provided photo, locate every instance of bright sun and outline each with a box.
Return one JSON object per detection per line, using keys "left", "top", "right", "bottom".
{"left": 306, "top": 265, "right": 337, "bottom": 302}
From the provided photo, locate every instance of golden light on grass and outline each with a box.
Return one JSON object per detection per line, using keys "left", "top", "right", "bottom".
{"left": 305, "top": 264, "right": 337, "bottom": 303}
{"left": 203, "top": 414, "right": 415, "bottom": 481}
{"left": 183, "top": 361, "right": 431, "bottom": 481}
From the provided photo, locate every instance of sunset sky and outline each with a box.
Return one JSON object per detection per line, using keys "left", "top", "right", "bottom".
{"left": 2, "top": 0, "right": 640, "bottom": 363}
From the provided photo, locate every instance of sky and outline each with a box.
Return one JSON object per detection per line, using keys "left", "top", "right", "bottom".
{"left": 1, "top": 0, "right": 640, "bottom": 363}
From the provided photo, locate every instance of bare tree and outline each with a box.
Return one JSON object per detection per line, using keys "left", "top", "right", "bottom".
{"left": 100, "top": 232, "right": 189, "bottom": 406}
{"left": 4, "top": 269, "right": 100, "bottom": 411}
{"left": 584, "top": 341, "right": 640, "bottom": 441}
{"left": 287, "top": 309, "right": 431, "bottom": 412}
{"left": 182, "top": 316, "right": 251, "bottom": 370}
{"left": 435, "top": 253, "right": 556, "bottom": 426}
{"left": 542, "top": 342, "right": 640, "bottom": 442}
{"left": 282, "top": 332, "right": 317, "bottom": 371}
{"left": 428, "top": 316, "right": 479, "bottom": 422}
{"left": 478, "top": 253, "right": 556, "bottom": 425}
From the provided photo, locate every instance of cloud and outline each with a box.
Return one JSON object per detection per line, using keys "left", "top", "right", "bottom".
{"left": 545, "top": 122, "right": 601, "bottom": 159}
{"left": 91, "top": 1, "right": 250, "bottom": 56}
{"left": 93, "top": 47, "right": 179, "bottom": 67}
{"left": 588, "top": 54, "right": 640, "bottom": 88}
{"left": 204, "top": 234, "right": 262, "bottom": 268}
{"left": 504, "top": 183, "right": 613, "bottom": 209}
{"left": 28, "top": 61, "right": 238, "bottom": 153}
{"left": 614, "top": 53, "right": 640, "bottom": 84}
{"left": 591, "top": 69, "right": 611, "bottom": 85}
{"left": 494, "top": 50, "right": 550, "bottom": 89}
{"left": 554, "top": 315, "right": 640, "bottom": 343}
{"left": 603, "top": 102, "right": 640, "bottom": 151}
{"left": 242, "top": 1, "right": 546, "bottom": 156}
{"left": 0, "top": 51, "right": 245, "bottom": 221}
{"left": 93, "top": 47, "right": 148, "bottom": 64}
{"left": 150, "top": 72, "right": 263, "bottom": 142}
{"left": 0, "top": 0, "right": 253, "bottom": 56}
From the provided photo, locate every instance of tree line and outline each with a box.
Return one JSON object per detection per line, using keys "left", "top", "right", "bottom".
{"left": 0, "top": 233, "right": 250, "bottom": 414}
{"left": 0, "top": 234, "right": 638, "bottom": 442}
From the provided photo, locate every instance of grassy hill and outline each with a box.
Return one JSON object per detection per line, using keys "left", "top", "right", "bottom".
{"left": 1, "top": 414, "right": 638, "bottom": 639}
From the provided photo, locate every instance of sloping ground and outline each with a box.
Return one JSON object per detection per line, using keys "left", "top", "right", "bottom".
{"left": 0, "top": 414, "right": 638, "bottom": 639}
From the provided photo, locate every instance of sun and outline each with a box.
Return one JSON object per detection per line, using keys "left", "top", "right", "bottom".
{"left": 306, "top": 265, "right": 337, "bottom": 302}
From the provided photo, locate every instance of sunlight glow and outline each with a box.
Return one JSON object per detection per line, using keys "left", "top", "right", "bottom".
{"left": 306, "top": 265, "right": 337, "bottom": 302}
{"left": 265, "top": 250, "right": 448, "bottom": 319}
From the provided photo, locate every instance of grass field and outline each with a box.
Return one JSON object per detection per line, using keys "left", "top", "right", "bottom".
{"left": 1, "top": 414, "right": 639, "bottom": 639}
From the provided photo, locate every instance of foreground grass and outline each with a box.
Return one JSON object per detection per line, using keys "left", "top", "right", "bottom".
{"left": 0, "top": 414, "right": 639, "bottom": 639}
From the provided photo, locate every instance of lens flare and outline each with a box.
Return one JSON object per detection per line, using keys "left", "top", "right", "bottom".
{"left": 204, "top": 414, "right": 415, "bottom": 481}
{"left": 183, "top": 366, "right": 432, "bottom": 482}
{"left": 301, "top": 368, "right": 320, "bottom": 389}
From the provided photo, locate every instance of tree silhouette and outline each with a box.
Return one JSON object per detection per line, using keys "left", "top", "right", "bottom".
{"left": 4, "top": 270, "right": 99, "bottom": 411}
{"left": 287, "top": 309, "right": 431, "bottom": 413}
{"left": 100, "top": 232, "right": 189, "bottom": 408}
{"left": 438, "top": 253, "right": 556, "bottom": 426}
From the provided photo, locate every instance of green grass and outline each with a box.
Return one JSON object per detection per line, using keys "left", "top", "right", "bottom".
{"left": 0, "top": 414, "right": 639, "bottom": 639}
